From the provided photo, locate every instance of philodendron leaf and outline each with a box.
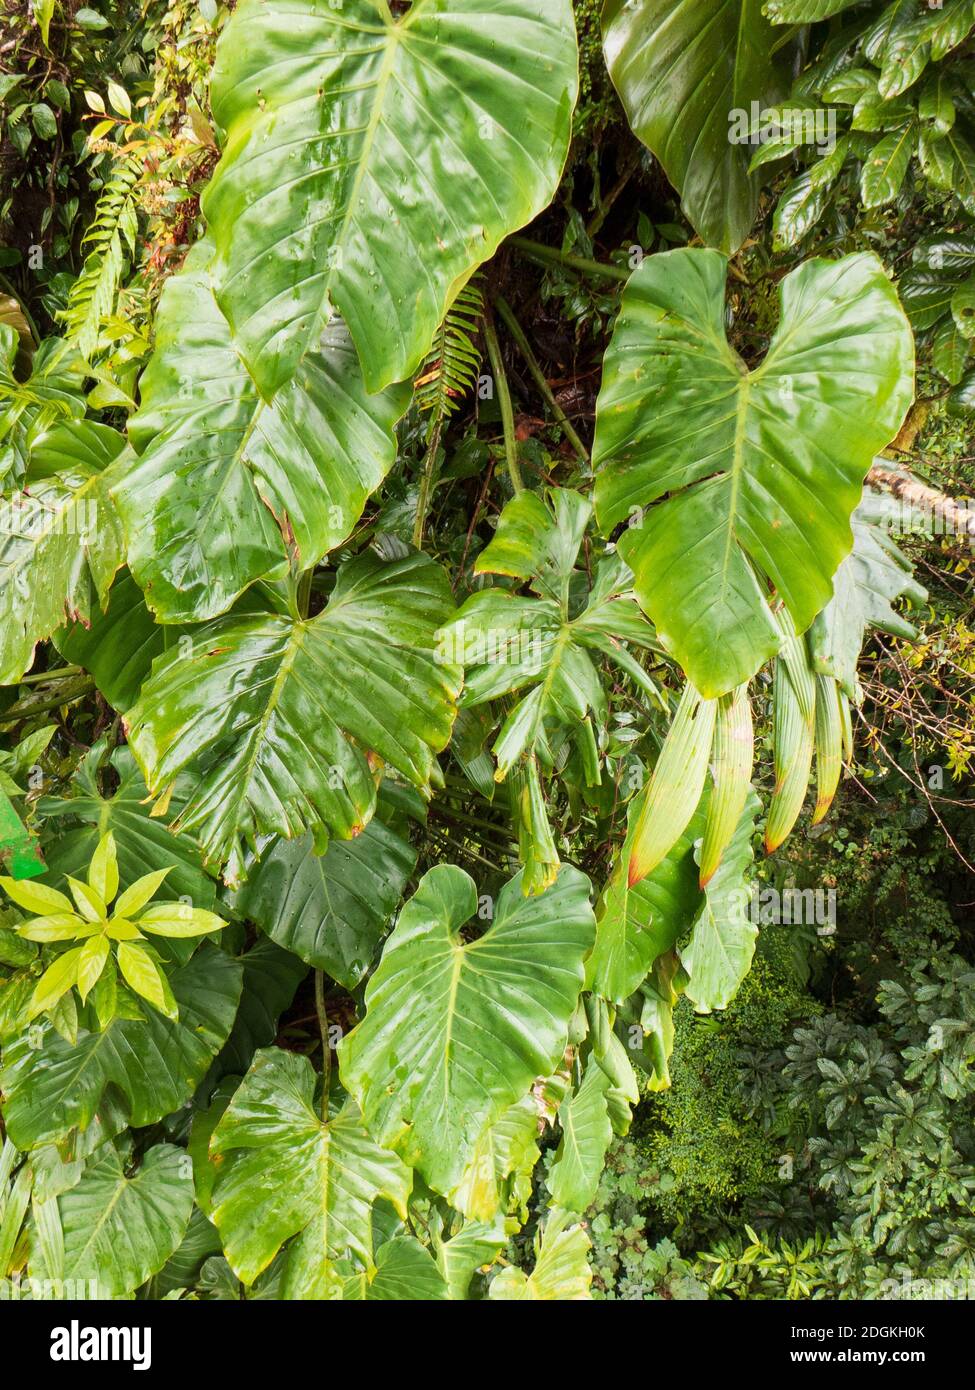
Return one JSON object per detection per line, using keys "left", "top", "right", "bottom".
{"left": 765, "top": 624, "right": 816, "bottom": 854}
{"left": 339, "top": 862, "right": 595, "bottom": 1196}
{"left": 209, "top": 1048, "right": 413, "bottom": 1297}
{"left": 342, "top": 1236, "right": 449, "bottom": 1301}
{"left": 489, "top": 1209, "right": 592, "bottom": 1300}
{"left": 809, "top": 487, "right": 926, "bottom": 700}
{"left": 586, "top": 788, "right": 705, "bottom": 1005}
{"left": 60, "top": 1143, "right": 193, "bottom": 1298}
{"left": 593, "top": 249, "right": 915, "bottom": 697}
{"left": 55, "top": 569, "right": 188, "bottom": 712}
{"left": 601, "top": 0, "right": 788, "bottom": 254}
{"left": 435, "top": 1216, "right": 507, "bottom": 1299}
{"left": 0, "top": 944, "right": 242, "bottom": 1149}
{"left": 202, "top": 0, "right": 579, "bottom": 396}
{"left": 547, "top": 1061, "right": 614, "bottom": 1213}
{"left": 627, "top": 682, "right": 716, "bottom": 885}
{"left": 0, "top": 419, "right": 125, "bottom": 684}
{"left": 682, "top": 789, "right": 760, "bottom": 1013}
{"left": 699, "top": 685, "right": 753, "bottom": 887}
{"left": 113, "top": 245, "right": 410, "bottom": 623}
{"left": 125, "top": 551, "right": 460, "bottom": 883}
{"left": 232, "top": 797, "right": 417, "bottom": 990}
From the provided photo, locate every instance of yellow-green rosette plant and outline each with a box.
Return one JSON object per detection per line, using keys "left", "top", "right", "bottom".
{"left": 0, "top": 830, "right": 226, "bottom": 1023}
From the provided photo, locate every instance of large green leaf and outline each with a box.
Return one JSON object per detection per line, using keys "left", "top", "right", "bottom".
{"left": 547, "top": 1061, "right": 613, "bottom": 1213}
{"left": 435, "top": 1215, "right": 507, "bottom": 1299}
{"left": 339, "top": 862, "right": 595, "bottom": 1196}
{"left": 113, "top": 245, "right": 410, "bottom": 623}
{"left": 54, "top": 569, "right": 187, "bottom": 713}
{"left": 682, "top": 789, "right": 760, "bottom": 1012}
{"left": 202, "top": 0, "right": 579, "bottom": 396}
{"left": 36, "top": 745, "right": 216, "bottom": 909}
{"left": 59, "top": 1143, "right": 193, "bottom": 1298}
{"left": 488, "top": 1210, "right": 591, "bottom": 1299}
{"left": 0, "top": 944, "right": 242, "bottom": 1149}
{"left": 209, "top": 1048, "right": 412, "bottom": 1295}
{"left": 207, "top": 938, "right": 308, "bottom": 1083}
{"left": 0, "top": 420, "right": 125, "bottom": 684}
{"left": 125, "top": 551, "right": 460, "bottom": 882}
{"left": 587, "top": 791, "right": 705, "bottom": 1004}
{"left": 602, "top": 0, "right": 787, "bottom": 253}
{"left": 809, "top": 487, "right": 926, "bottom": 700}
{"left": 593, "top": 249, "right": 915, "bottom": 696}
{"left": 232, "top": 804, "right": 416, "bottom": 990}
{"left": 342, "top": 1235, "right": 449, "bottom": 1301}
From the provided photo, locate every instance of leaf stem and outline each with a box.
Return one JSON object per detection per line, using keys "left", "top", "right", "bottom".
{"left": 13, "top": 664, "right": 82, "bottom": 687}
{"left": 508, "top": 235, "right": 630, "bottom": 283}
{"left": 0, "top": 678, "right": 95, "bottom": 725}
{"left": 483, "top": 309, "right": 523, "bottom": 495}
{"left": 412, "top": 414, "right": 443, "bottom": 549}
{"left": 314, "top": 968, "right": 331, "bottom": 1121}
{"left": 494, "top": 294, "right": 590, "bottom": 468}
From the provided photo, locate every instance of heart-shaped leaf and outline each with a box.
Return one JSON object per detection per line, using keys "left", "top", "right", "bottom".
{"left": 339, "top": 862, "right": 595, "bottom": 1196}
{"left": 125, "top": 551, "right": 460, "bottom": 882}
{"left": 594, "top": 248, "right": 914, "bottom": 696}
{"left": 209, "top": 1048, "right": 413, "bottom": 1295}
{"left": 113, "top": 246, "right": 410, "bottom": 622}
{"left": 202, "top": 0, "right": 579, "bottom": 395}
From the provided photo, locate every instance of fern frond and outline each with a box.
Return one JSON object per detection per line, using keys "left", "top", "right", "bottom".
{"left": 414, "top": 277, "right": 484, "bottom": 425}
{"left": 60, "top": 157, "right": 143, "bottom": 362}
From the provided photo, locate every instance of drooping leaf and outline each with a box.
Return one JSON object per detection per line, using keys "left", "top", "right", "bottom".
{"left": 0, "top": 944, "right": 242, "bottom": 1149}
{"left": 627, "top": 682, "right": 716, "bottom": 885}
{"left": 113, "top": 245, "right": 410, "bottom": 623}
{"left": 232, "top": 795, "right": 417, "bottom": 989}
{"left": 547, "top": 1061, "right": 613, "bottom": 1213}
{"left": 587, "top": 787, "right": 705, "bottom": 1005}
{"left": 59, "top": 1143, "right": 193, "bottom": 1298}
{"left": 202, "top": 0, "right": 579, "bottom": 395}
{"left": 682, "top": 789, "right": 760, "bottom": 1012}
{"left": 0, "top": 420, "right": 125, "bottom": 684}
{"left": 209, "top": 1048, "right": 412, "bottom": 1295}
{"left": 339, "top": 862, "right": 595, "bottom": 1196}
{"left": 489, "top": 1210, "right": 591, "bottom": 1300}
{"left": 699, "top": 685, "right": 753, "bottom": 887}
{"left": 765, "top": 623, "right": 816, "bottom": 854}
{"left": 809, "top": 488, "right": 925, "bottom": 700}
{"left": 593, "top": 249, "right": 915, "bottom": 697}
{"left": 125, "top": 551, "right": 460, "bottom": 882}
{"left": 601, "top": 0, "right": 788, "bottom": 253}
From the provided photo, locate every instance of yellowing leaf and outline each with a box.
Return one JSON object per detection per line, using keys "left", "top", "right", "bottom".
{"left": 88, "top": 831, "right": 119, "bottom": 906}
{"left": 117, "top": 941, "right": 177, "bottom": 1020}
{"left": 136, "top": 903, "right": 226, "bottom": 938}
{"left": 0, "top": 876, "right": 73, "bottom": 916}
{"left": 29, "top": 946, "right": 84, "bottom": 1019}
{"left": 16, "top": 912, "right": 88, "bottom": 942}
{"left": 113, "top": 867, "right": 170, "bottom": 919}
{"left": 77, "top": 935, "right": 110, "bottom": 1002}
{"left": 67, "top": 876, "right": 107, "bottom": 924}
{"left": 104, "top": 918, "right": 145, "bottom": 942}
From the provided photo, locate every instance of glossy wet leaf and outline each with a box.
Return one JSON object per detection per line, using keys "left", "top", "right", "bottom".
{"left": 339, "top": 862, "right": 595, "bottom": 1196}
{"left": 594, "top": 248, "right": 914, "bottom": 696}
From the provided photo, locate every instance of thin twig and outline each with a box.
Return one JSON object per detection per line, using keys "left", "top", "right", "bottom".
{"left": 483, "top": 308, "right": 522, "bottom": 495}
{"left": 494, "top": 294, "right": 589, "bottom": 467}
